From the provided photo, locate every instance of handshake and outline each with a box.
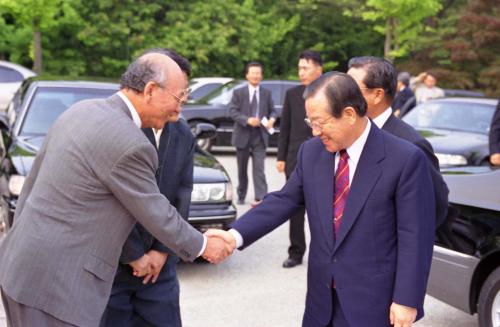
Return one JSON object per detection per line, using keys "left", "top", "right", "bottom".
{"left": 201, "top": 229, "right": 237, "bottom": 264}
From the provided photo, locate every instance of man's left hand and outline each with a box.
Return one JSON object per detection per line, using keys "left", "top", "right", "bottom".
{"left": 390, "top": 302, "right": 417, "bottom": 327}
{"left": 142, "top": 250, "right": 168, "bottom": 284}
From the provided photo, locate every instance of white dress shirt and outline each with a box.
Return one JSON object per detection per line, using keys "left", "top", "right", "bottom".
{"left": 117, "top": 91, "right": 207, "bottom": 257}
{"left": 372, "top": 107, "right": 393, "bottom": 129}
{"left": 229, "top": 119, "right": 372, "bottom": 248}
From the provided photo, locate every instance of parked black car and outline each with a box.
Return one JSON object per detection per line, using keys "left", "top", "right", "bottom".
{"left": 429, "top": 166, "right": 500, "bottom": 327}
{"left": 0, "top": 78, "right": 236, "bottom": 235}
{"left": 181, "top": 79, "right": 300, "bottom": 151}
{"left": 402, "top": 97, "right": 498, "bottom": 167}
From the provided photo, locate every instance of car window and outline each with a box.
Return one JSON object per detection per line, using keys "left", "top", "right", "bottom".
{"left": 190, "top": 83, "right": 223, "bottom": 101}
{"left": 20, "top": 86, "right": 116, "bottom": 135}
{"left": 402, "top": 101, "right": 495, "bottom": 134}
{"left": 205, "top": 81, "right": 245, "bottom": 105}
{"left": 261, "top": 83, "right": 282, "bottom": 106}
{"left": 0, "top": 67, "right": 24, "bottom": 83}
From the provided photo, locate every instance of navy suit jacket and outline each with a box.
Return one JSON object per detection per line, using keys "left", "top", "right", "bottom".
{"left": 229, "top": 86, "right": 276, "bottom": 148}
{"left": 383, "top": 114, "right": 449, "bottom": 228}
{"left": 232, "top": 124, "right": 435, "bottom": 326}
{"left": 392, "top": 87, "right": 415, "bottom": 112}
{"left": 119, "top": 119, "right": 195, "bottom": 263}
{"left": 489, "top": 99, "right": 500, "bottom": 154}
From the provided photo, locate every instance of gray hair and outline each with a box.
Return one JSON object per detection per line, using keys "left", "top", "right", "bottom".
{"left": 120, "top": 54, "right": 167, "bottom": 92}
{"left": 397, "top": 71, "right": 411, "bottom": 87}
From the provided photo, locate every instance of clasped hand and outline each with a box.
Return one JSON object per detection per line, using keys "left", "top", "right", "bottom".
{"left": 129, "top": 249, "right": 168, "bottom": 284}
{"left": 201, "top": 229, "right": 236, "bottom": 263}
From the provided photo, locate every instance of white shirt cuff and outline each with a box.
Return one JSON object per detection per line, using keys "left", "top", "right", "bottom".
{"left": 197, "top": 235, "right": 208, "bottom": 258}
{"left": 229, "top": 229, "right": 244, "bottom": 248}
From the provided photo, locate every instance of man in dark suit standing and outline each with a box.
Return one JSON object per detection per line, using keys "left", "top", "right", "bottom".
{"left": 101, "top": 49, "right": 195, "bottom": 327}
{"left": 277, "top": 50, "right": 322, "bottom": 268}
{"left": 489, "top": 99, "right": 500, "bottom": 166}
{"left": 392, "top": 71, "right": 415, "bottom": 117}
{"left": 347, "top": 56, "right": 449, "bottom": 228}
{"left": 208, "top": 72, "right": 435, "bottom": 326}
{"left": 229, "top": 62, "right": 276, "bottom": 206}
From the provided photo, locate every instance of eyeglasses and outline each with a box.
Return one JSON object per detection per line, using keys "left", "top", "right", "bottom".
{"left": 163, "top": 87, "right": 189, "bottom": 105}
{"left": 304, "top": 116, "right": 335, "bottom": 131}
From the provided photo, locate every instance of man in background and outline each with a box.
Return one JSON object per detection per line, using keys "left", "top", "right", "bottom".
{"left": 347, "top": 56, "right": 449, "bottom": 228}
{"left": 414, "top": 71, "right": 445, "bottom": 104}
{"left": 101, "top": 49, "right": 195, "bottom": 327}
{"left": 392, "top": 71, "right": 415, "bottom": 117}
{"left": 277, "top": 50, "right": 322, "bottom": 268}
{"left": 229, "top": 62, "right": 276, "bottom": 207}
{"left": 489, "top": 99, "right": 500, "bottom": 166}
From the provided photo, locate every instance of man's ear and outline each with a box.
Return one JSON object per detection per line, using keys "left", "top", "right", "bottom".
{"left": 343, "top": 106, "right": 357, "bottom": 125}
{"left": 372, "top": 88, "right": 386, "bottom": 105}
{"left": 143, "top": 82, "right": 156, "bottom": 100}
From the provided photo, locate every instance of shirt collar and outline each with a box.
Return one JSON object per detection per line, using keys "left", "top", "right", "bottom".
{"left": 344, "top": 118, "right": 371, "bottom": 167}
{"left": 372, "top": 107, "right": 392, "bottom": 129}
{"left": 248, "top": 84, "right": 259, "bottom": 94}
{"left": 117, "top": 91, "right": 142, "bottom": 128}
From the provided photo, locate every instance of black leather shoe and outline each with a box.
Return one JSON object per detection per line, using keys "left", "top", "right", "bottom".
{"left": 237, "top": 199, "right": 245, "bottom": 205}
{"left": 282, "top": 257, "right": 302, "bottom": 268}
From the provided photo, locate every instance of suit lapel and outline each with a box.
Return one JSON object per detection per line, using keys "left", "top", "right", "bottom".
{"left": 242, "top": 87, "right": 251, "bottom": 116}
{"left": 314, "top": 148, "right": 335, "bottom": 251}
{"left": 333, "top": 125, "right": 385, "bottom": 254}
{"left": 258, "top": 88, "right": 265, "bottom": 118}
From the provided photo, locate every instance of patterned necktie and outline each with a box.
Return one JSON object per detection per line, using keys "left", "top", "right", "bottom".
{"left": 250, "top": 90, "right": 258, "bottom": 117}
{"left": 334, "top": 149, "right": 350, "bottom": 237}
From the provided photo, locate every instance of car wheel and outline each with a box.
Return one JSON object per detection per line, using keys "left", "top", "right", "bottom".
{"left": 189, "top": 121, "right": 212, "bottom": 152}
{"left": 478, "top": 266, "right": 500, "bottom": 327}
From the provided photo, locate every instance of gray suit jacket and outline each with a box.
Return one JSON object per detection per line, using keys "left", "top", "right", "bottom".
{"left": 229, "top": 86, "right": 276, "bottom": 148}
{"left": 0, "top": 94, "right": 204, "bottom": 326}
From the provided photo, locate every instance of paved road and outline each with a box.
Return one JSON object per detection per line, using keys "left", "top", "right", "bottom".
{"left": 0, "top": 153, "right": 479, "bottom": 327}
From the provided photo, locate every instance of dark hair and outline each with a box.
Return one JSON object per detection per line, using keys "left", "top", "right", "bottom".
{"left": 424, "top": 71, "right": 437, "bottom": 80}
{"left": 348, "top": 56, "right": 397, "bottom": 101}
{"left": 142, "top": 48, "right": 192, "bottom": 77}
{"left": 244, "top": 61, "right": 263, "bottom": 75}
{"left": 299, "top": 50, "right": 323, "bottom": 67}
{"left": 304, "top": 71, "right": 367, "bottom": 118}
{"left": 397, "top": 71, "right": 411, "bottom": 87}
{"left": 119, "top": 55, "right": 165, "bottom": 92}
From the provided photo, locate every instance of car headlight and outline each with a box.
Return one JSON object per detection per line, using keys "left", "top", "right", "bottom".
{"left": 191, "top": 183, "right": 232, "bottom": 202}
{"left": 9, "top": 175, "right": 26, "bottom": 196}
{"left": 435, "top": 153, "right": 468, "bottom": 166}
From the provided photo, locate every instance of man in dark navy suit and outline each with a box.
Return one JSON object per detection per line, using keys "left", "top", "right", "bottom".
{"left": 277, "top": 50, "right": 322, "bottom": 268}
{"left": 101, "top": 49, "right": 195, "bottom": 327}
{"left": 347, "top": 56, "right": 449, "bottom": 229}
{"left": 392, "top": 71, "right": 414, "bottom": 117}
{"left": 489, "top": 99, "right": 500, "bottom": 166}
{"left": 208, "top": 72, "right": 435, "bottom": 326}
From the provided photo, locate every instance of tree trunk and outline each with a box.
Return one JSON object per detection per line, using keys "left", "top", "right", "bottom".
{"left": 33, "top": 16, "right": 42, "bottom": 74}
{"left": 384, "top": 17, "right": 395, "bottom": 61}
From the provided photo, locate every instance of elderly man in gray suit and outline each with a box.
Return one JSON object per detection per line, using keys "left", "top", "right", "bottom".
{"left": 0, "top": 51, "right": 232, "bottom": 327}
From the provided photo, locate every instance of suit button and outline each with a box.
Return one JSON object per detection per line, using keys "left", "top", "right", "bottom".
{"left": 332, "top": 257, "right": 337, "bottom": 263}
{"left": 326, "top": 283, "right": 330, "bottom": 288}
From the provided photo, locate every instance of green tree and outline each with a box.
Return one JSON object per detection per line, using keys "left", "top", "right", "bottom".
{"left": 0, "top": 0, "right": 60, "bottom": 73}
{"left": 361, "top": 0, "right": 442, "bottom": 60}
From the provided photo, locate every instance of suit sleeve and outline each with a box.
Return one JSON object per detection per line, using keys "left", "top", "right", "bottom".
{"left": 151, "top": 136, "right": 195, "bottom": 253}
{"left": 104, "top": 141, "right": 203, "bottom": 262}
{"left": 231, "top": 143, "right": 306, "bottom": 248}
{"left": 277, "top": 90, "right": 291, "bottom": 162}
{"left": 229, "top": 89, "right": 248, "bottom": 126}
{"left": 414, "top": 138, "right": 449, "bottom": 228}
{"left": 393, "top": 148, "right": 435, "bottom": 309}
{"left": 489, "top": 100, "right": 500, "bottom": 154}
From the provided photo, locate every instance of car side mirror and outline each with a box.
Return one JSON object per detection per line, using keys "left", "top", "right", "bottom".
{"left": 193, "top": 123, "right": 216, "bottom": 140}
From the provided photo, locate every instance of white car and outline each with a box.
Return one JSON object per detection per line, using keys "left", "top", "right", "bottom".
{"left": 0, "top": 60, "right": 36, "bottom": 111}
{"left": 188, "top": 77, "right": 233, "bottom": 102}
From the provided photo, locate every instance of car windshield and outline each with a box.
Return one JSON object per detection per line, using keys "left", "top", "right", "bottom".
{"left": 20, "top": 86, "right": 116, "bottom": 136}
{"left": 200, "top": 80, "right": 245, "bottom": 105}
{"left": 403, "top": 101, "right": 495, "bottom": 134}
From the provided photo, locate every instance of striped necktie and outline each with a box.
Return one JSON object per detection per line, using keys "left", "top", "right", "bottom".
{"left": 334, "top": 149, "right": 349, "bottom": 236}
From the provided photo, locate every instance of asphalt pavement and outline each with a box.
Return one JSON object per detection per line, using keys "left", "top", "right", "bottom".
{"left": 0, "top": 153, "right": 479, "bottom": 327}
